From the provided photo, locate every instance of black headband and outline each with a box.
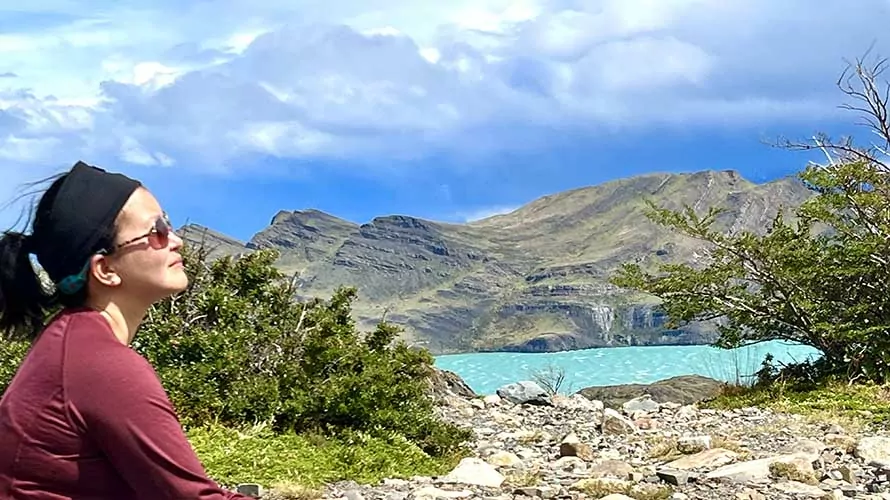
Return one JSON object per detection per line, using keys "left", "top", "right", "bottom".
{"left": 31, "top": 161, "right": 141, "bottom": 291}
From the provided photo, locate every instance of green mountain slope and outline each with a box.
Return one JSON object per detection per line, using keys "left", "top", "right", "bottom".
{"left": 179, "top": 169, "right": 814, "bottom": 354}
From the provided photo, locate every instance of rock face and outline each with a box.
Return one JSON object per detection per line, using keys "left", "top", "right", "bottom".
{"left": 496, "top": 381, "right": 552, "bottom": 406}
{"left": 576, "top": 375, "right": 727, "bottom": 409}
{"left": 179, "top": 170, "right": 814, "bottom": 354}
{"left": 428, "top": 368, "right": 478, "bottom": 401}
{"left": 304, "top": 380, "right": 890, "bottom": 500}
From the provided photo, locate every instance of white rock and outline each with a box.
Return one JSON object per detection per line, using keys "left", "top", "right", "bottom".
{"left": 439, "top": 457, "right": 505, "bottom": 488}
{"left": 856, "top": 436, "right": 890, "bottom": 463}
{"left": 482, "top": 394, "right": 501, "bottom": 406}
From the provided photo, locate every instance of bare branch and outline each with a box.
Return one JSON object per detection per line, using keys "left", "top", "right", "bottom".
{"left": 767, "top": 49, "right": 890, "bottom": 173}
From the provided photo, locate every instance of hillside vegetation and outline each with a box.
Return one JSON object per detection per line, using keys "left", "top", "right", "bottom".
{"left": 182, "top": 170, "right": 813, "bottom": 355}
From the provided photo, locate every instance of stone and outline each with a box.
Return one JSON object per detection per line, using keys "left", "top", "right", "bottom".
{"left": 601, "top": 408, "right": 637, "bottom": 435}
{"left": 705, "top": 453, "right": 816, "bottom": 483}
{"left": 236, "top": 484, "right": 262, "bottom": 497}
{"left": 483, "top": 395, "right": 502, "bottom": 406}
{"left": 677, "top": 435, "right": 711, "bottom": 454}
{"left": 559, "top": 432, "right": 595, "bottom": 461}
{"left": 622, "top": 395, "right": 661, "bottom": 415}
{"left": 344, "top": 491, "right": 365, "bottom": 500}
{"left": 825, "top": 433, "right": 858, "bottom": 453}
{"left": 837, "top": 464, "right": 857, "bottom": 484}
{"left": 825, "top": 423, "right": 846, "bottom": 434}
{"left": 439, "top": 458, "right": 505, "bottom": 488}
{"left": 576, "top": 375, "right": 725, "bottom": 408}
{"left": 784, "top": 438, "right": 826, "bottom": 455}
{"left": 496, "top": 381, "right": 552, "bottom": 406}
{"left": 513, "top": 486, "right": 558, "bottom": 498}
{"left": 857, "top": 436, "right": 890, "bottom": 463}
{"left": 770, "top": 480, "right": 826, "bottom": 497}
{"left": 486, "top": 451, "right": 523, "bottom": 467}
{"left": 734, "top": 487, "right": 766, "bottom": 500}
{"left": 635, "top": 417, "right": 658, "bottom": 430}
{"left": 655, "top": 468, "right": 689, "bottom": 485}
{"left": 553, "top": 393, "right": 604, "bottom": 413}
{"left": 586, "top": 459, "right": 634, "bottom": 479}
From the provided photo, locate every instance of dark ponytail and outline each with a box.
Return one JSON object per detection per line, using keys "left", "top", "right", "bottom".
{"left": 0, "top": 172, "right": 69, "bottom": 341}
{"left": 0, "top": 230, "right": 53, "bottom": 340}
{"left": 0, "top": 166, "right": 127, "bottom": 340}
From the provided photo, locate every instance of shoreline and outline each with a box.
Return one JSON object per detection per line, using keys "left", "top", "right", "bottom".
{"left": 432, "top": 339, "right": 820, "bottom": 358}
{"left": 433, "top": 341, "right": 823, "bottom": 396}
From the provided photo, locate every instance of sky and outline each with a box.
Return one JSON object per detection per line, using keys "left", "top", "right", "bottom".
{"left": 1, "top": 0, "right": 890, "bottom": 241}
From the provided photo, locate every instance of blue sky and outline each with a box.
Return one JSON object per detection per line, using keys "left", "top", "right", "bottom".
{"left": 1, "top": 0, "right": 889, "bottom": 241}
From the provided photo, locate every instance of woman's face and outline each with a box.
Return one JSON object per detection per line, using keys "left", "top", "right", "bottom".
{"left": 105, "top": 187, "right": 188, "bottom": 303}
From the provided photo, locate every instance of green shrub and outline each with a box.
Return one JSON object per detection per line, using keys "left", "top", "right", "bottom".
{"left": 0, "top": 338, "right": 28, "bottom": 394}
{"left": 134, "top": 244, "right": 471, "bottom": 457}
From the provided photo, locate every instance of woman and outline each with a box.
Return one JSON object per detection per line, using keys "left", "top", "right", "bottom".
{"left": 0, "top": 162, "right": 254, "bottom": 499}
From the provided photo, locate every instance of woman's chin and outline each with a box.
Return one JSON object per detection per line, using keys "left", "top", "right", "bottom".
{"left": 160, "top": 270, "right": 190, "bottom": 296}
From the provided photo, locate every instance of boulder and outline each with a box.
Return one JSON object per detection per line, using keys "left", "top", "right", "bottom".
{"left": 496, "top": 381, "right": 552, "bottom": 406}
{"left": 427, "top": 367, "right": 477, "bottom": 401}
{"left": 576, "top": 375, "right": 725, "bottom": 408}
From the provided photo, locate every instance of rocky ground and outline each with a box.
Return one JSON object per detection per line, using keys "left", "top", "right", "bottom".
{"left": 245, "top": 377, "right": 890, "bottom": 500}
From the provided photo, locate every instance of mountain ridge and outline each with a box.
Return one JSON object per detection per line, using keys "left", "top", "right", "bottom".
{"left": 179, "top": 169, "right": 814, "bottom": 355}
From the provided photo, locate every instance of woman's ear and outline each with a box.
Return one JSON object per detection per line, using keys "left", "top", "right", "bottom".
{"left": 90, "top": 254, "right": 121, "bottom": 287}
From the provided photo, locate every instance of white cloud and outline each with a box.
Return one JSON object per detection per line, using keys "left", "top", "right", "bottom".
{"left": 0, "top": 0, "right": 889, "bottom": 173}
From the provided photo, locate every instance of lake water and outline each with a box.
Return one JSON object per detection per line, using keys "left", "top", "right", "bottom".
{"left": 433, "top": 341, "right": 822, "bottom": 395}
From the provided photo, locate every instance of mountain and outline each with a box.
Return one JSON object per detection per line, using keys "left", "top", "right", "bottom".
{"left": 178, "top": 169, "right": 814, "bottom": 355}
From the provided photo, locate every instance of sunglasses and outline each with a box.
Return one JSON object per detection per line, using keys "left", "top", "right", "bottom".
{"left": 113, "top": 212, "right": 174, "bottom": 251}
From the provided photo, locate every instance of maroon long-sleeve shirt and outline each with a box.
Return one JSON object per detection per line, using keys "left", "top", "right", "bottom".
{"left": 0, "top": 307, "right": 254, "bottom": 499}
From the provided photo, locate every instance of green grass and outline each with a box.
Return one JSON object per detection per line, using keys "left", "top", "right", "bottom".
{"left": 703, "top": 380, "right": 890, "bottom": 430}
{"left": 187, "top": 422, "right": 465, "bottom": 491}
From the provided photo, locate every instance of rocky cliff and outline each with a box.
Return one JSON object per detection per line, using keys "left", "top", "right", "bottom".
{"left": 179, "top": 169, "right": 814, "bottom": 355}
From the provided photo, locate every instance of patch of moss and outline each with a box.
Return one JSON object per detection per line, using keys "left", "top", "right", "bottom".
{"left": 188, "top": 422, "right": 464, "bottom": 490}
{"left": 704, "top": 381, "right": 890, "bottom": 430}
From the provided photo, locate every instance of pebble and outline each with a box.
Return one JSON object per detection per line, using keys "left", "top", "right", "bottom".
{"left": 287, "top": 381, "right": 890, "bottom": 500}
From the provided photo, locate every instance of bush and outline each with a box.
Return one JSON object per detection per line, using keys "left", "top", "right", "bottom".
{"left": 0, "top": 338, "right": 28, "bottom": 394}
{"left": 1, "top": 243, "right": 471, "bottom": 462}
{"left": 134, "top": 244, "right": 471, "bottom": 457}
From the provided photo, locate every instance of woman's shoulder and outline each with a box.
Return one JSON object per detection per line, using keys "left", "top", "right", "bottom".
{"left": 49, "top": 307, "right": 130, "bottom": 348}
{"left": 56, "top": 308, "right": 158, "bottom": 382}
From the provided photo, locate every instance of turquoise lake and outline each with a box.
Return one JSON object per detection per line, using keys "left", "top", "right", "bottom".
{"left": 433, "top": 341, "right": 822, "bottom": 395}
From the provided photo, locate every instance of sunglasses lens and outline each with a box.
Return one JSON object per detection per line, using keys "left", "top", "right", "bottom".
{"left": 152, "top": 216, "right": 171, "bottom": 246}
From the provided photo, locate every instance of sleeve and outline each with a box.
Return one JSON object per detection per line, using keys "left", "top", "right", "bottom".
{"left": 64, "top": 339, "right": 255, "bottom": 500}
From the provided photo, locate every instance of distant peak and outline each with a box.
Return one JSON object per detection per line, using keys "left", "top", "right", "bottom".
{"left": 178, "top": 223, "right": 245, "bottom": 245}
{"left": 369, "top": 214, "right": 432, "bottom": 226}
{"left": 270, "top": 209, "right": 349, "bottom": 226}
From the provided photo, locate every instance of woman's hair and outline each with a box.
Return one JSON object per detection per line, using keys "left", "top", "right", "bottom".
{"left": 0, "top": 174, "right": 118, "bottom": 341}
